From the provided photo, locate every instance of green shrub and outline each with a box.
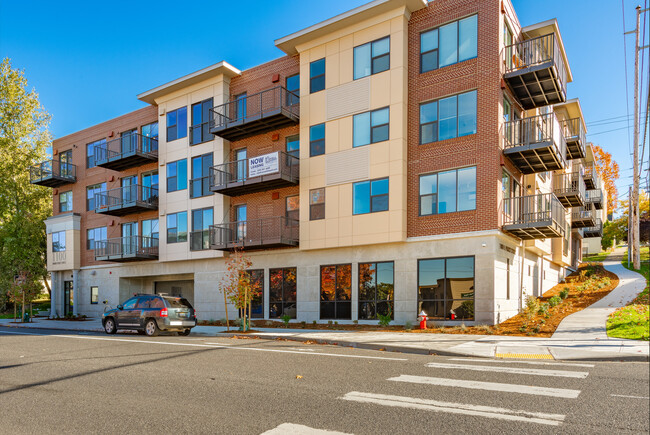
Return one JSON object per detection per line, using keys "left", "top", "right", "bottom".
{"left": 548, "top": 296, "right": 562, "bottom": 307}
{"left": 537, "top": 302, "right": 550, "bottom": 316}
{"left": 281, "top": 314, "right": 291, "bottom": 327}
{"left": 378, "top": 313, "right": 392, "bottom": 327}
{"left": 559, "top": 288, "right": 570, "bottom": 299}
{"left": 312, "top": 320, "right": 317, "bottom": 326}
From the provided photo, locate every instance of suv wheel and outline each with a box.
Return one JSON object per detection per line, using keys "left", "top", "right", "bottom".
{"left": 178, "top": 329, "right": 191, "bottom": 336}
{"left": 144, "top": 319, "right": 159, "bottom": 337}
{"left": 104, "top": 318, "right": 117, "bottom": 334}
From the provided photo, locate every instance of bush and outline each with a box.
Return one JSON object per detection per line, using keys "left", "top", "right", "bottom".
{"left": 560, "top": 288, "right": 570, "bottom": 299}
{"left": 548, "top": 296, "right": 562, "bottom": 307}
{"left": 378, "top": 313, "right": 392, "bottom": 327}
{"left": 281, "top": 314, "right": 291, "bottom": 327}
{"left": 537, "top": 302, "right": 550, "bottom": 316}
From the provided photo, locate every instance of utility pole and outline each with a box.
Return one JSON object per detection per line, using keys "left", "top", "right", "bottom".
{"left": 629, "top": 186, "right": 633, "bottom": 266}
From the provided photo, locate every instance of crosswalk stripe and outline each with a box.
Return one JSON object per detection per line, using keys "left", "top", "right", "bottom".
{"left": 425, "top": 362, "right": 589, "bottom": 378}
{"left": 261, "top": 423, "right": 351, "bottom": 434}
{"left": 448, "top": 358, "right": 595, "bottom": 368}
{"left": 340, "top": 392, "right": 565, "bottom": 426}
{"left": 388, "top": 375, "right": 581, "bottom": 399}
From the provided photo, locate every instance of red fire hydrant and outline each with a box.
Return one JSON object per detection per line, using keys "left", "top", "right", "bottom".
{"left": 418, "top": 310, "right": 428, "bottom": 330}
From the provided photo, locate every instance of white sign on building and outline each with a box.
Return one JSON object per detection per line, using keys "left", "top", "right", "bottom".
{"left": 248, "top": 152, "right": 279, "bottom": 177}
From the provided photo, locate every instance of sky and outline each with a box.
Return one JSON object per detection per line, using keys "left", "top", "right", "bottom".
{"left": 1, "top": 0, "right": 648, "bottom": 210}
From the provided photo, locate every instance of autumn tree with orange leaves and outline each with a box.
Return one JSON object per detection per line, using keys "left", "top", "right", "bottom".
{"left": 591, "top": 144, "right": 619, "bottom": 215}
{"left": 219, "top": 249, "right": 261, "bottom": 332}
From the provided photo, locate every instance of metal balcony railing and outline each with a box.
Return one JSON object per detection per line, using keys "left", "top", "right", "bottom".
{"left": 95, "top": 185, "right": 158, "bottom": 216}
{"left": 209, "top": 216, "right": 299, "bottom": 251}
{"left": 94, "top": 133, "right": 158, "bottom": 170}
{"left": 561, "top": 118, "right": 586, "bottom": 160}
{"left": 582, "top": 162, "right": 598, "bottom": 190}
{"left": 209, "top": 86, "right": 300, "bottom": 141}
{"left": 503, "top": 113, "right": 567, "bottom": 173}
{"left": 29, "top": 159, "right": 76, "bottom": 187}
{"left": 209, "top": 151, "right": 299, "bottom": 196}
{"left": 553, "top": 171, "right": 586, "bottom": 207}
{"left": 190, "top": 230, "right": 211, "bottom": 251}
{"left": 95, "top": 236, "right": 159, "bottom": 261}
{"left": 586, "top": 188, "right": 604, "bottom": 210}
{"left": 571, "top": 204, "right": 596, "bottom": 229}
{"left": 502, "top": 193, "right": 566, "bottom": 239}
{"left": 583, "top": 219, "right": 603, "bottom": 238}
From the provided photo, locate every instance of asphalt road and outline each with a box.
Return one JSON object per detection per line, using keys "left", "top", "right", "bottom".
{"left": 1, "top": 327, "right": 648, "bottom": 435}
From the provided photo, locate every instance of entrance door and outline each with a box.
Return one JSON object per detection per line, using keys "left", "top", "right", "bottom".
{"left": 121, "top": 175, "right": 137, "bottom": 204}
{"left": 234, "top": 148, "right": 247, "bottom": 182}
{"left": 234, "top": 204, "right": 247, "bottom": 241}
{"left": 122, "top": 222, "right": 138, "bottom": 255}
{"left": 121, "top": 129, "right": 137, "bottom": 155}
{"left": 64, "top": 281, "right": 73, "bottom": 316}
{"left": 59, "top": 150, "right": 73, "bottom": 178}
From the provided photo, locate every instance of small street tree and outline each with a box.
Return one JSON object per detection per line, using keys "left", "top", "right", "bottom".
{"left": 219, "top": 249, "right": 262, "bottom": 332}
{"left": 591, "top": 144, "right": 620, "bottom": 215}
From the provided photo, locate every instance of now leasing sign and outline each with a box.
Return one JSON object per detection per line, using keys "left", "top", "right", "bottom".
{"left": 248, "top": 152, "right": 279, "bottom": 177}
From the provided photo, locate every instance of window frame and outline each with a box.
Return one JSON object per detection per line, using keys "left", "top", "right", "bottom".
{"left": 353, "top": 178, "right": 389, "bottom": 215}
{"left": 190, "top": 207, "right": 213, "bottom": 251}
{"left": 59, "top": 190, "right": 73, "bottom": 213}
{"left": 420, "top": 14, "right": 478, "bottom": 74}
{"left": 353, "top": 36, "right": 391, "bottom": 80}
{"left": 285, "top": 195, "right": 300, "bottom": 223}
{"left": 353, "top": 107, "right": 390, "bottom": 148}
{"left": 190, "top": 98, "right": 214, "bottom": 146}
{"left": 166, "top": 106, "right": 188, "bottom": 142}
{"left": 52, "top": 231, "right": 66, "bottom": 252}
{"left": 166, "top": 211, "right": 188, "bottom": 244}
{"left": 90, "top": 286, "right": 99, "bottom": 304}
{"left": 419, "top": 166, "right": 477, "bottom": 216}
{"left": 309, "top": 58, "right": 326, "bottom": 94}
{"left": 86, "top": 138, "right": 105, "bottom": 169}
{"left": 319, "top": 263, "right": 352, "bottom": 320}
{"left": 417, "top": 255, "right": 475, "bottom": 321}
{"left": 167, "top": 159, "right": 188, "bottom": 193}
{"left": 286, "top": 74, "right": 300, "bottom": 106}
{"left": 358, "top": 261, "right": 394, "bottom": 320}
{"left": 86, "top": 182, "right": 106, "bottom": 211}
{"left": 190, "top": 153, "right": 213, "bottom": 198}
{"left": 309, "top": 188, "right": 325, "bottom": 221}
{"left": 309, "top": 123, "right": 325, "bottom": 157}
{"left": 419, "top": 90, "right": 477, "bottom": 144}
{"left": 86, "top": 226, "right": 107, "bottom": 250}
{"left": 269, "top": 267, "right": 297, "bottom": 319}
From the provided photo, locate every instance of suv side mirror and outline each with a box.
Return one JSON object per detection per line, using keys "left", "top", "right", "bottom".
{"left": 117, "top": 304, "right": 123, "bottom": 310}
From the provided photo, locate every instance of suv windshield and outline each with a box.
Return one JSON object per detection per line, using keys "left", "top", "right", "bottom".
{"left": 164, "top": 297, "right": 193, "bottom": 308}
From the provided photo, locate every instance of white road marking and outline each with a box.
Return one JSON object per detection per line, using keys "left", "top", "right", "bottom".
{"left": 0, "top": 330, "right": 406, "bottom": 361}
{"left": 261, "top": 423, "right": 351, "bottom": 434}
{"left": 388, "top": 375, "right": 581, "bottom": 399}
{"left": 610, "top": 394, "right": 650, "bottom": 399}
{"left": 426, "top": 362, "right": 589, "bottom": 378}
{"left": 448, "top": 357, "right": 595, "bottom": 368}
{"left": 340, "top": 392, "right": 565, "bottom": 426}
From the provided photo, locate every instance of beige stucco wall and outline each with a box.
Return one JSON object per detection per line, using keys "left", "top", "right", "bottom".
{"left": 46, "top": 213, "right": 81, "bottom": 271}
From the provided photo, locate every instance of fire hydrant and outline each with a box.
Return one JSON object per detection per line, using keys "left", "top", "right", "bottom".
{"left": 418, "top": 310, "right": 428, "bottom": 330}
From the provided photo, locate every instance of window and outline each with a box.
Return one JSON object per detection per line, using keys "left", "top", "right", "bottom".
{"left": 285, "top": 196, "right": 299, "bottom": 223}
{"left": 166, "top": 106, "right": 187, "bottom": 142}
{"left": 190, "top": 154, "right": 213, "bottom": 198}
{"left": 359, "top": 262, "right": 394, "bottom": 320}
{"left": 190, "top": 98, "right": 213, "bottom": 145}
{"left": 353, "top": 107, "right": 389, "bottom": 147}
{"left": 167, "top": 211, "right": 187, "bottom": 243}
{"left": 286, "top": 74, "right": 300, "bottom": 106}
{"left": 270, "top": 267, "right": 297, "bottom": 319}
{"left": 310, "top": 58, "right": 325, "bottom": 93}
{"left": 141, "top": 171, "right": 159, "bottom": 202}
{"left": 142, "top": 219, "right": 159, "bottom": 247}
{"left": 86, "top": 183, "right": 106, "bottom": 211}
{"left": 167, "top": 159, "right": 187, "bottom": 192}
{"left": 420, "top": 15, "right": 478, "bottom": 73}
{"left": 234, "top": 204, "right": 247, "bottom": 240}
{"left": 320, "top": 264, "right": 351, "bottom": 319}
{"left": 190, "top": 208, "right": 213, "bottom": 251}
{"left": 419, "top": 90, "right": 477, "bottom": 144}
{"left": 310, "top": 124, "right": 325, "bottom": 157}
{"left": 246, "top": 270, "right": 264, "bottom": 318}
{"left": 52, "top": 231, "right": 66, "bottom": 252}
{"left": 419, "top": 167, "right": 476, "bottom": 215}
{"left": 502, "top": 169, "right": 520, "bottom": 216}
{"left": 310, "top": 188, "right": 325, "bottom": 220}
{"left": 418, "top": 256, "right": 474, "bottom": 321}
{"left": 141, "top": 122, "right": 158, "bottom": 153}
{"left": 86, "top": 139, "right": 105, "bottom": 168}
{"left": 286, "top": 134, "right": 300, "bottom": 159}
{"left": 354, "top": 36, "right": 390, "bottom": 79}
{"left": 90, "top": 286, "right": 99, "bottom": 304}
{"left": 59, "top": 191, "right": 72, "bottom": 213}
{"left": 353, "top": 178, "right": 389, "bottom": 215}
{"left": 87, "top": 227, "right": 107, "bottom": 250}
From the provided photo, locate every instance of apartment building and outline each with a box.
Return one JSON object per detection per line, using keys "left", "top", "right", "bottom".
{"left": 31, "top": 0, "right": 605, "bottom": 325}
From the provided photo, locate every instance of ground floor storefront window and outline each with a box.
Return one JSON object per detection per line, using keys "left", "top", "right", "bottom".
{"left": 358, "top": 262, "right": 394, "bottom": 320}
{"left": 270, "top": 267, "right": 297, "bottom": 319}
{"left": 418, "top": 256, "right": 474, "bottom": 320}
{"left": 320, "top": 264, "right": 351, "bottom": 319}
{"left": 246, "top": 269, "right": 264, "bottom": 318}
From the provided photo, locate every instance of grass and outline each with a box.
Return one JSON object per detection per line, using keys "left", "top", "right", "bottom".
{"left": 621, "top": 246, "right": 649, "bottom": 305}
{"left": 583, "top": 251, "right": 612, "bottom": 262}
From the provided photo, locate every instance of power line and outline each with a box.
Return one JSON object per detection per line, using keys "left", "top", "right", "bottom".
{"left": 587, "top": 112, "right": 647, "bottom": 127}
{"left": 622, "top": 0, "right": 634, "bottom": 166}
{"left": 587, "top": 125, "right": 634, "bottom": 136}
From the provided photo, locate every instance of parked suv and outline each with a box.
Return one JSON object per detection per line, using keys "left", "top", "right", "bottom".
{"left": 102, "top": 294, "right": 197, "bottom": 336}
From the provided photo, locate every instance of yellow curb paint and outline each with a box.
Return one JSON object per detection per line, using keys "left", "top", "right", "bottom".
{"left": 495, "top": 353, "right": 554, "bottom": 360}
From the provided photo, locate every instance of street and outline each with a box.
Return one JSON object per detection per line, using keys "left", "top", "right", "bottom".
{"left": 1, "top": 327, "right": 648, "bottom": 434}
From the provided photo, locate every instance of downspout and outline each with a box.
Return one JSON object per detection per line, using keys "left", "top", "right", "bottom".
{"left": 519, "top": 240, "right": 525, "bottom": 312}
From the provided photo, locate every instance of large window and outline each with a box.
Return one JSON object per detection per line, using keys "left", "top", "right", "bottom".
{"left": 90, "top": 286, "right": 99, "bottom": 304}
{"left": 190, "top": 154, "right": 213, "bottom": 198}
{"left": 353, "top": 178, "right": 389, "bottom": 215}
{"left": 166, "top": 106, "right": 187, "bottom": 142}
{"left": 190, "top": 207, "right": 213, "bottom": 251}
{"left": 286, "top": 74, "right": 300, "bottom": 106}
{"left": 167, "top": 159, "right": 187, "bottom": 193}
{"left": 354, "top": 36, "right": 390, "bottom": 79}
{"left": 420, "top": 15, "right": 478, "bottom": 73}
{"left": 86, "top": 183, "right": 106, "bottom": 211}
{"left": 167, "top": 211, "right": 187, "bottom": 243}
{"left": 419, "top": 167, "right": 476, "bottom": 215}
{"left": 359, "top": 262, "right": 394, "bottom": 320}
{"left": 86, "top": 138, "right": 105, "bottom": 168}
{"left": 310, "top": 123, "right": 325, "bottom": 157}
{"left": 320, "top": 264, "right": 351, "bottom": 320}
{"left": 310, "top": 58, "right": 325, "bottom": 93}
{"left": 310, "top": 188, "right": 325, "bottom": 220}
{"left": 87, "top": 227, "right": 107, "bottom": 250}
{"left": 270, "top": 267, "right": 297, "bottom": 319}
{"left": 141, "top": 122, "right": 159, "bottom": 153}
{"left": 418, "top": 256, "right": 474, "bottom": 321}
{"left": 52, "top": 231, "right": 66, "bottom": 252}
{"left": 286, "top": 134, "right": 300, "bottom": 159}
{"left": 420, "top": 90, "right": 477, "bottom": 143}
{"left": 190, "top": 98, "right": 213, "bottom": 145}
{"left": 142, "top": 219, "right": 159, "bottom": 245}
{"left": 285, "top": 196, "right": 299, "bottom": 222}
{"left": 353, "top": 107, "right": 389, "bottom": 147}
{"left": 59, "top": 191, "right": 72, "bottom": 213}
{"left": 246, "top": 270, "right": 264, "bottom": 319}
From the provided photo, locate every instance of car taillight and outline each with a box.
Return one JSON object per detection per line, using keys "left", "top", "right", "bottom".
{"left": 160, "top": 308, "right": 168, "bottom": 317}
{"left": 194, "top": 310, "right": 197, "bottom": 318}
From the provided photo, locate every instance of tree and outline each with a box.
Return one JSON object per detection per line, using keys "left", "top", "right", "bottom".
{"left": 219, "top": 249, "right": 261, "bottom": 332}
{"left": 602, "top": 218, "right": 627, "bottom": 249}
{"left": 591, "top": 144, "right": 619, "bottom": 215}
{"left": 619, "top": 190, "right": 649, "bottom": 220}
{"left": 0, "top": 58, "right": 52, "bottom": 310}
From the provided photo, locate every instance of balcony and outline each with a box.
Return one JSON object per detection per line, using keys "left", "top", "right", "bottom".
{"left": 189, "top": 230, "right": 211, "bottom": 251}
{"left": 209, "top": 86, "right": 299, "bottom": 141}
{"left": 583, "top": 162, "right": 597, "bottom": 189}
{"left": 586, "top": 188, "right": 603, "bottom": 210}
{"left": 95, "top": 236, "right": 159, "bottom": 262}
{"left": 210, "top": 151, "right": 299, "bottom": 196}
{"left": 503, "top": 33, "right": 568, "bottom": 109}
{"left": 209, "top": 217, "right": 299, "bottom": 251}
{"left": 583, "top": 219, "right": 603, "bottom": 238}
{"left": 95, "top": 133, "right": 158, "bottom": 171}
{"left": 29, "top": 159, "right": 76, "bottom": 187}
{"left": 502, "top": 193, "right": 566, "bottom": 240}
{"left": 553, "top": 171, "right": 585, "bottom": 207}
{"left": 561, "top": 118, "right": 586, "bottom": 160}
{"left": 95, "top": 185, "right": 158, "bottom": 216}
{"left": 503, "top": 113, "right": 566, "bottom": 174}
{"left": 571, "top": 204, "right": 596, "bottom": 229}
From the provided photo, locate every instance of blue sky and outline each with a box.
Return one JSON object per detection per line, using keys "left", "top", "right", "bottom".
{"left": 1, "top": 0, "right": 648, "bottom": 208}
